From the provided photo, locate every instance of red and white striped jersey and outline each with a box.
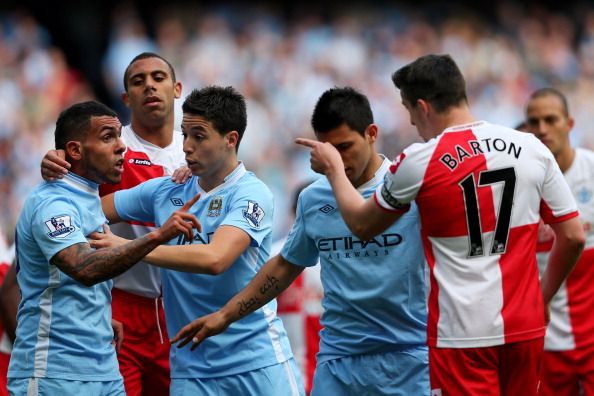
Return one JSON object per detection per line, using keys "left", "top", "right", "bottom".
{"left": 0, "top": 227, "right": 14, "bottom": 356}
{"left": 375, "top": 121, "right": 578, "bottom": 348}
{"left": 99, "top": 125, "right": 186, "bottom": 298}
{"left": 537, "top": 148, "right": 594, "bottom": 351}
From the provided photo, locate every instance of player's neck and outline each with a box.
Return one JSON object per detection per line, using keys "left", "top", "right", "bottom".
{"left": 556, "top": 146, "right": 575, "bottom": 173}
{"left": 434, "top": 106, "right": 475, "bottom": 138}
{"left": 67, "top": 161, "right": 99, "bottom": 185}
{"left": 353, "top": 153, "right": 383, "bottom": 188}
{"left": 130, "top": 118, "right": 174, "bottom": 148}
{"left": 198, "top": 157, "right": 240, "bottom": 192}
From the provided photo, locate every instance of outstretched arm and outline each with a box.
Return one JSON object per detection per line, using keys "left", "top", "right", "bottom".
{"left": 296, "top": 138, "right": 401, "bottom": 240}
{"left": 90, "top": 224, "right": 252, "bottom": 275}
{"left": 54, "top": 194, "right": 201, "bottom": 286}
{"left": 170, "top": 254, "right": 304, "bottom": 350}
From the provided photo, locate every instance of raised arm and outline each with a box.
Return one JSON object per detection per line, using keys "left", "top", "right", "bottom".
{"left": 54, "top": 194, "right": 201, "bottom": 286}
{"left": 296, "top": 138, "right": 401, "bottom": 240}
{"left": 170, "top": 254, "right": 304, "bottom": 350}
{"left": 541, "top": 216, "right": 585, "bottom": 306}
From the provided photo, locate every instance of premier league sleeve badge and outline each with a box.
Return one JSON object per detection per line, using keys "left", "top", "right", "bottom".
{"left": 45, "top": 215, "right": 76, "bottom": 239}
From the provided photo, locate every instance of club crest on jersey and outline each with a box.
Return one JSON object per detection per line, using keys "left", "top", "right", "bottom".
{"left": 578, "top": 187, "right": 592, "bottom": 204}
{"left": 170, "top": 198, "right": 184, "bottom": 206}
{"left": 45, "top": 215, "right": 75, "bottom": 239}
{"left": 128, "top": 158, "right": 152, "bottom": 166}
{"left": 243, "top": 200, "right": 265, "bottom": 228}
{"left": 208, "top": 196, "right": 223, "bottom": 217}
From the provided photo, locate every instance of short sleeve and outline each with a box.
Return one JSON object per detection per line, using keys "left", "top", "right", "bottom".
{"left": 114, "top": 177, "right": 166, "bottom": 223}
{"left": 280, "top": 192, "right": 319, "bottom": 267}
{"left": 374, "top": 143, "right": 428, "bottom": 212}
{"left": 32, "top": 197, "right": 88, "bottom": 262}
{"left": 221, "top": 182, "right": 273, "bottom": 247}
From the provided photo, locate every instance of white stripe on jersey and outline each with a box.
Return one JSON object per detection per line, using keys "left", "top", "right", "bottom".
{"left": 262, "top": 302, "right": 289, "bottom": 363}
{"left": 33, "top": 265, "right": 60, "bottom": 377}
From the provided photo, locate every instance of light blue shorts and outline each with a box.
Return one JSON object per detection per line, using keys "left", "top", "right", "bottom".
{"left": 311, "top": 346, "right": 429, "bottom": 396}
{"left": 8, "top": 377, "right": 125, "bottom": 396}
{"left": 170, "top": 357, "right": 305, "bottom": 396}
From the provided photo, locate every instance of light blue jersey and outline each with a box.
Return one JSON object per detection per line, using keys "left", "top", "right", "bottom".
{"left": 114, "top": 163, "right": 295, "bottom": 379}
{"left": 9, "top": 173, "right": 120, "bottom": 382}
{"left": 281, "top": 158, "right": 427, "bottom": 364}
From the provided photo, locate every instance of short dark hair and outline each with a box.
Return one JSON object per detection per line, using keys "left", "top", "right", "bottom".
{"left": 392, "top": 54, "right": 468, "bottom": 113}
{"left": 55, "top": 101, "right": 118, "bottom": 150}
{"left": 182, "top": 86, "right": 247, "bottom": 151}
{"left": 311, "top": 87, "right": 374, "bottom": 136}
{"left": 528, "top": 87, "right": 569, "bottom": 116}
{"left": 123, "top": 52, "right": 176, "bottom": 91}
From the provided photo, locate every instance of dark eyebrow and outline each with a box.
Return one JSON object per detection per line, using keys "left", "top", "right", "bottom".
{"left": 181, "top": 124, "right": 207, "bottom": 133}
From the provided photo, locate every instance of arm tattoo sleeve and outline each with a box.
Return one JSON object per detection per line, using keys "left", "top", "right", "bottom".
{"left": 51, "top": 234, "right": 160, "bottom": 286}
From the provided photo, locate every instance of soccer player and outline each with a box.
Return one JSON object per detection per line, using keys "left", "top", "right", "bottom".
{"left": 525, "top": 88, "right": 594, "bottom": 396}
{"left": 169, "top": 87, "right": 429, "bottom": 396}
{"left": 296, "top": 55, "right": 585, "bottom": 395}
{"left": 41, "top": 52, "right": 185, "bottom": 396}
{"left": 7, "top": 101, "right": 200, "bottom": 396}
{"left": 90, "top": 86, "right": 305, "bottom": 396}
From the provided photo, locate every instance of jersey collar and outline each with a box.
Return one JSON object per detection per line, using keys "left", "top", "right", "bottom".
{"left": 195, "top": 162, "right": 247, "bottom": 197}
{"left": 357, "top": 155, "right": 391, "bottom": 192}
{"left": 60, "top": 172, "right": 100, "bottom": 195}
{"left": 443, "top": 120, "right": 487, "bottom": 133}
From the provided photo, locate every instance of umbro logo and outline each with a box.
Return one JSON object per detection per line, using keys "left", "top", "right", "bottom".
{"left": 319, "top": 204, "right": 335, "bottom": 214}
{"left": 170, "top": 198, "right": 184, "bottom": 206}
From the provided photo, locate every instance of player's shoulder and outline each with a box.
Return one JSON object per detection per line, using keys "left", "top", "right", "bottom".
{"left": 299, "top": 177, "right": 330, "bottom": 200}
{"left": 34, "top": 180, "right": 76, "bottom": 204}
{"left": 134, "top": 175, "right": 181, "bottom": 196}
{"left": 236, "top": 171, "right": 274, "bottom": 199}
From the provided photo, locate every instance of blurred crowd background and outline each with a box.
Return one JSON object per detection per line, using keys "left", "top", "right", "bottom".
{"left": 1, "top": 0, "right": 593, "bottom": 243}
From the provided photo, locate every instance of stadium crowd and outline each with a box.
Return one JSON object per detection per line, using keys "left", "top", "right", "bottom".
{"left": 1, "top": 3, "right": 594, "bottom": 242}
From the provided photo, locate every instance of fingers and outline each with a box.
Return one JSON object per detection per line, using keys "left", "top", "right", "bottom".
{"left": 190, "top": 328, "right": 209, "bottom": 351}
{"left": 170, "top": 321, "right": 200, "bottom": 345}
{"left": 182, "top": 193, "right": 201, "bottom": 211}
{"left": 171, "top": 166, "right": 192, "bottom": 184}
{"left": 41, "top": 158, "right": 69, "bottom": 181}
{"left": 294, "top": 138, "right": 318, "bottom": 148}
{"left": 179, "top": 212, "right": 202, "bottom": 233}
{"left": 102, "top": 223, "right": 112, "bottom": 234}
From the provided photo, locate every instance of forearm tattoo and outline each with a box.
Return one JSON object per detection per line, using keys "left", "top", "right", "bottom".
{"left": 236, "top": 273, "right": 282, "bottom": 318}
{"left": 51, "top": 236, "right": 160, "bottom": 286}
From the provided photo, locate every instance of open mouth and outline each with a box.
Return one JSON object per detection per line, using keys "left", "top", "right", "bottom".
{"left": 114, "top": 159, "right": 124, "bottom": 173}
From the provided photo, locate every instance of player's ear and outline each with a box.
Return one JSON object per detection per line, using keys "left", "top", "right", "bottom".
{"left": 174, "top": 81, "right": 182, "bottom": 99}
{"left": 122, "top": 92, "right": 130, "bottom": 108}
{"left": 365, "top": 124, "right": 378, "bottom": 143}
{"left": 567, "top": 116, "right": 575, "bottom": 132}
{"left": 226, "top": 131, "right": 239, "bottom": 149}
{"left": 417, "top": 99, "right": 430, "bottom": 115}
{"left": 65, "top": 141, "right": 83, "bottom": 161}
